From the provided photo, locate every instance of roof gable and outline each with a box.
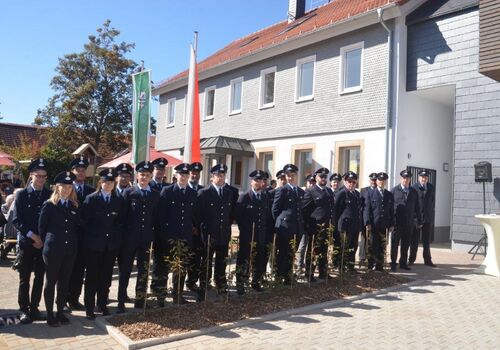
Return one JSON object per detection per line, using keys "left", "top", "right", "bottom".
{"left": 154, "top": 0, "right": 408, "bottom": 92}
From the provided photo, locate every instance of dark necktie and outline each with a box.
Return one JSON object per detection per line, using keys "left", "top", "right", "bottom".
{"left": 218, "top": 188, "right": 223, "bottom": 198}
{"left": 141, "top": 189, "right": 148, "bottom": 197}
{"left": 181, "top": 188, "right": 186, "bottom": 195}
{"left": 256, "top": 193, "right": 261, "bottom": 200}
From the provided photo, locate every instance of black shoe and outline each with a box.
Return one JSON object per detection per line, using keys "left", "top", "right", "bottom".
{"left": 123, "top": 296, "right": 133, "bottom": 303}
{"left": 56, "top": 312, "right": 70, "bottom": 325}
{"left": 400, "top": 265, "right": 411, "bottom": 271}
{"left": 116, "top": 303, "right": 126, "bottom": 314}
{"left": 308, "top": 276, "right": 317, "bottom": 283}
{"left": 252, "top": 283, "right": 264, "bottom": 292}
{"left": 86, "top": 312, "right": 96, "bottom": 320}
{"left": 186, "top": 282, "right": 199, "bottom": 292}
{"left": 68, "top": 301, "right": 85, "bottom": 311}
{"left": 157, "top": 300, "right": 165, "bottom": 308}
{"left": 196, "top": 290, "right": 205, "bottom": 302}
{"left": 46, "top": 313, "right": 59, "bottom": 327}
{"left": 236, "top": 286, "right": 245, "bottom": 296}
{"left": 375, "top": 265, "right": 384, "bottom": 272}
{"left": 98, "top": 306, "right": 110, "bottom": 316}
{"left": 30, "top": 308, "right": 46, "bottom": 321}
{"left": 425, "top": 261, "right": 437, "bottom": 267}
{"left": 408, "top": 260, "right": 415, "bottom": 266}
{"left": 283, "top": 278, "right": 292, "bottom": 286}
{"left": 134, "top": 300, "right": 144, "bottom": 309}
{"left": 19, "top": 311, "right": 32, "bottom": 324}
{"left": 390, "top": 263, "right": 397, "bottom": 272}
{"left": 173, "top": 295, "right": 188, "bottom": 304}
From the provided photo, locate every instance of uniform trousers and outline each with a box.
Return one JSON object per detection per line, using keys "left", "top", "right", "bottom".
{"left": 391, "top": 225, "right": 412, "bottom": 266}
{"left": 236, "top": 240, "right": 268, "bottom": 287}
{"left": 118, "top": 241, "right": 150, "bottom": 303}
{"left": 84, "top": 248, "right": 117, "bottom": 312}
{"left": 200, "top": 243, "right": 228, "bottom": 290}
{"left": 368, "top": 228, "right": 388, "bottom": 269}
{"left": 276, "top": 233, "right": 296, "bottom": 281}
{"left": 18, "top": 245, "right": 45, "bottom": 312}
{"left": 43, "top": 253, "right": 76, "bottom": 313}
{"left": 305, "top": 228, "right": 328, "bottom": 278}
{"left": 152, "top": 239, "right": 192, "bottom": 299}
{"left": 186, "top": 234, "right": 203, "bottom": 287}
{"left": 409, "top": 222, "right": 432, "bottom": 263}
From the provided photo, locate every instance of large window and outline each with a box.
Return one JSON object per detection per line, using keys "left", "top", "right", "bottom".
{"left": 166, "top": 98, "right": 176, "bottom": 127}
{"left": 204, "top": 86, "right": 216, "bottom": 120}
{"left": 340, "top": 146, "right": 360, "bottom": 175}
{"left": 295, "top": 55, "right": 315, "bottom": 102}
{"left": 294, "top": 148, "right": 314, "bottom": 187}
{"left": 259, "top": 67, "right": 276, "bottom": 109}
{"left": 259, "top": 151, "right": 274, "bottom": 176}
{"left": 229, "top": 77, "right": 243, "bottom": 114}
{"left": 340, "top": 42, "right": 364, "bottom": 94}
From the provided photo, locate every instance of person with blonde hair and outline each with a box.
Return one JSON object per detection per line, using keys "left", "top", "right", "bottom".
{"left": 39, "top": 171, "right": 80, "bottom": 327}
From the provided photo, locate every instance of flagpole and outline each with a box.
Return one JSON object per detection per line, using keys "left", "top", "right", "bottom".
{"left": 184, "top": 32, "right": 198, "bottom": 163}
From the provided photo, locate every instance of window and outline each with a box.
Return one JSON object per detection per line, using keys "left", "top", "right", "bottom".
{"left": 259, "top": 151, "right": 274, "bottom": 176}
{"left": 295, "top": 55, "right": 315, "bottom": 102}
{"left": 229, "top": 77, "right": 243, "bottom": 114}
{"left": 183, "top": 94, "right": 187, "bottom": 125}
{"left": 294, "top": 149, "right": 314, "bottom": 187}
{"left": 166, "top": 98, "right": 176, "bottom": 127}
{"left": 340, "top": 42, "right": 363, "bottom": 94}
{"left": 204, "top": 86, "right": 216, "bottom": 120}
{"left": 259, "top": 67, "right": 276, "bottom": 109}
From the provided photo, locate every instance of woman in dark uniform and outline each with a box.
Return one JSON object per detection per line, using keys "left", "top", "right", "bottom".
{"left": 39, "top": 171, "right": 80, "bottom": 327}
{"left": 82, "top": 168, "right": 124, "bottom": 320}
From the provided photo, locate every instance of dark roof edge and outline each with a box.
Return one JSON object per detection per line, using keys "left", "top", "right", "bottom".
{"left": 406, "top": 0, "right": 479, "bottom": 26}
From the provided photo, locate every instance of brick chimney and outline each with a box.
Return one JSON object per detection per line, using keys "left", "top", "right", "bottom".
{"left": 288, "top": 0, "right": 306, "bottom": 23}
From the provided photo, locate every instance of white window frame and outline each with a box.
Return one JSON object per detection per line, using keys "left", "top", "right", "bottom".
{"left": 295, "top": 55, "right": 316, "bottom": 103}
{"left": 228, "top": 76, "right": 244, "bottom": 115}
{"left": 259, "top": 66, "right": 277, "bottom": 109}
{"left": 182, "top": 94, "right": 187, "bottom": 125}
{"left": 339, "top": 41, "right": 364, "bottom": 94}
{"left": 203, "top": 85, "right": 216, "bottom": 120}
{"left": 166, "top": 97, "right": 176, "bottom": 128}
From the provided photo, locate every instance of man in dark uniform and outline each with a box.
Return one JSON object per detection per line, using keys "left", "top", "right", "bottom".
{"left": 154, "top": 163, "right": 197, "bottom": 305}
{"left": 410, "top": 169, "right": 436, "bottom": 267}
{"left": 330, "top": 173, "right": 343, "bottom": 192}
{"left": 234, "top": 170, "right": 269, "bottom": 295}
{"left": 67, "top": 155, "right": 95, "bottom": 311}
{"left": 186, "top": 162, "right": 204, "bottom": 291}
{"left": 391, "top": 169, "right": 421, "bottom": 271}
{"left": 305, "top": 174, "right": 316, "bottom": 189}
{"left": 334, "top": 171, "right": 362, "bottom": 271}
{"left": 302, "top": 168, "right": 335, "bottom": 280}
{"left": 363, "top": 172, "right": 394, "bottom": 271}
{"left": 115, "top": 163, "right": 133, "bottom": 197}
{"left": 272, "top": 164, "right": 305, "bottom": 284}
{"left": 82, "top": 168, "right": 124, "bottom": 319}
{"left": 117, "top": 161, "right": 160, "bottom": 313}
{"left": 149, "top": 157, "right": 169, "bottom": 192}
{"left": 329, "top": 172, "right": 343, "bottom": 268}
{"left": 13, "top": 158, "right": 51, "bottom": 324}
{"left": 196, "top": 164, "right": 235, "bottom": 296}
{"left": 359, "top": 173, "right": 378, "bottom": 263}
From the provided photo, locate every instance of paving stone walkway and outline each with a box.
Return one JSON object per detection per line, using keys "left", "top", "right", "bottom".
{"left": 1, "top": 246, "right": 498, "bottom": 349}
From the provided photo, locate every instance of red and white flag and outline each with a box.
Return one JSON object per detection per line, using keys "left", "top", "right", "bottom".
{"left": 184, "top": 32, "right": 201, "bottom": 163}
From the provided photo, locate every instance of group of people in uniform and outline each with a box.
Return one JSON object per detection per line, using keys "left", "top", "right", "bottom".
{"left": 11, "top": 154, "right": 436, "bottom": 327}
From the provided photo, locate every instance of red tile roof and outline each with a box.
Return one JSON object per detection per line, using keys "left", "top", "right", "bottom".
{"left": 155, "top": 0, "right": 408, "bottom": 90}
{"left": 0, "top": 122, "right": 46, "bottom": 149}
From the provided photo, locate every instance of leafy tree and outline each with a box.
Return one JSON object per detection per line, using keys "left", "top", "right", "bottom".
{"left": 35, "top": 20, "right": 138, "bottom": 157}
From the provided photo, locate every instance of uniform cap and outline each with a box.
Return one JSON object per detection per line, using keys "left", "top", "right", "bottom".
{"left": 276, "top": 170, "right": 286, "bottom": 179}
{"left": 190, "top": 162, "right": 203, "bottom": 172}
{"left": 211, "top": 164, "right": 228, "bottom": 174}
{"left": 28, "top": 157, "right": 47, "bottom": 172}
{"left": 329, "top": 173, "right": 342, "bottom": 182}
{"left": 314, "top": 168, "right": 330, "bottom": 176}
{"left": 377, "top": 172, "right": 389, "bottom": 180}
{"left": 343, "top": 171, "right": 358, "bottom": 181}
{"left": 99, "top": 168, "right": 117, "bottom": 181}
{"left": 175, "top": 163, "right": 191, "bottom": 174}
{"left": 306, "top": 174, "right": 316, "bottom": 182}
{"left": 152, "top": 157, "right": 168, "bottom": 169}
{"left": 368, "top": 172, "right": 378, "bottom": 181}
{"left": 418, "top": 169, "right": 429, "bottom": 177}
{"left": 249, "top": 170, "right": 265, "bottom": 180}
{"left": 135, "top": 161, "right": 153, "bottom": 173}
{"left": 69, "top": 155, "right": 89, "bottom": 169}
{"left": 283, "top": 164, "right": 298, "bottom": 174}
{"left": 54, "top": 171, "right": 76, "bottom": 184}
{"left": 115, "top": 163, "right": 133, "bottom": 175}
{"left": 400, "top": 169, "right": 411, "bottom": 178}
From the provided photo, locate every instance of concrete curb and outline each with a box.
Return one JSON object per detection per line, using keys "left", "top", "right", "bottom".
{"left": 96, "top": 278, "right": 424, "bottom": 349}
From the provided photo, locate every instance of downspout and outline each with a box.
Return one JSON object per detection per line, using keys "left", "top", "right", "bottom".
{"left": 377, "top": 8, "right": 393, "bottom": 174}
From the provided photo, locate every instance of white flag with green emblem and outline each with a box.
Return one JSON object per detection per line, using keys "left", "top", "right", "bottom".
{"left": 131, "top": 70, "right": 151, "bottom": 165}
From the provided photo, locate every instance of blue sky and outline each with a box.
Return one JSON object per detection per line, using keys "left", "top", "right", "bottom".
{"left": 0, "top": 0, "right": 326, "bottom": 125}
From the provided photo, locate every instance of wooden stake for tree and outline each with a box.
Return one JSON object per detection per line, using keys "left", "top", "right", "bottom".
{"left": 248, "top": 222, "right": 256, "bottom": 289}
{"left": 327, "top": 225, "right": 333, "bottom": 284}
{"left": 144, "top": 241, "right": 154, "bottom": 315}
{"left": 308, "top": 234, "right": 315, "bottom": 287}
{"left": 340, "top": 231, "right": 346, "bottom": 282}
{"left": 204, "top": 234, "right": 211, "bottom": 303}
{"left": 270, "top": 233, "right": 276, "bottom": 281}
{"left": 384, "top": 228, "right": 389, "bottom": 271}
